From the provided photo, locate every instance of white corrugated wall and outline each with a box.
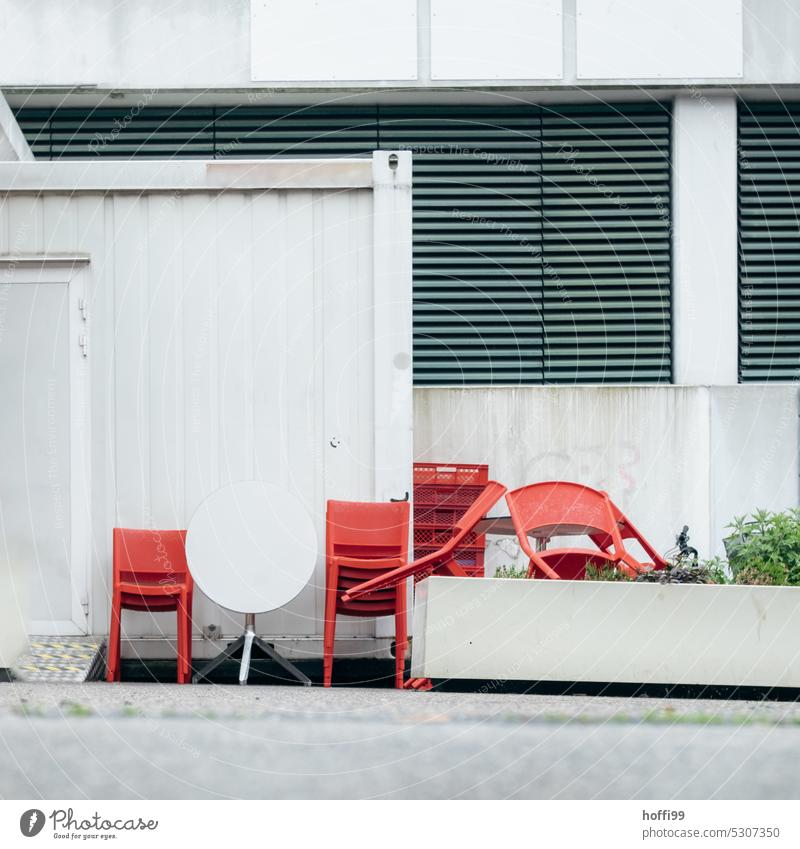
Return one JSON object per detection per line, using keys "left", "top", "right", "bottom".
{"left": 0, "top": 177, "right": 407, "bottom": 653}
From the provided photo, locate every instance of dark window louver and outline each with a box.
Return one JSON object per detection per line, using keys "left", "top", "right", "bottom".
{"left": 14, "top": 103, "right": 672, "bottom": 385}
{"left": 738, "top": 101, "right": 800, "bottom": 381}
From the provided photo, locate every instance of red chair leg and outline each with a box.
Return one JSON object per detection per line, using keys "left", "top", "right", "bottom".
{"left": 323, "top": 564, "right": 338, "bottom": 687}
{"left": 182, "top": 591, "right": 193, "bottom": 683}
{"left": 394, "top": 582, "right": 408, "bottom": 689}
{"left": 176, "top": 596, "right": 188, "bottom": 684}
{"left": 106, "top": 592, "right": 122, "bottom": 682}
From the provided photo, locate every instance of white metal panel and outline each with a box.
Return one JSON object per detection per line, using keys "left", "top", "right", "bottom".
{"left": 576, "top": 0, "right": 743, "bottom": 79}
{"left": 250, "top": 0, "right": 418, "bottom": 81}
{"left": 0, "top": 0, "right": 246, "bottom": 89}
{"left": 430, "top": 0, "right": 562, "bottom": 80}
{"left": 412, "top": 577, "right": 800, "bottom": 688}
{"left": 0, "top": 160, "right": 374, "bottom": 194}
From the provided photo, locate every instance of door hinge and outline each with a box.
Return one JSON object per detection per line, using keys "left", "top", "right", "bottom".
{"left": 78, "top": 298, "right": 88, "bottom": 321}
{"left": 79, "top": 335, "right": 89, "bottom": 357}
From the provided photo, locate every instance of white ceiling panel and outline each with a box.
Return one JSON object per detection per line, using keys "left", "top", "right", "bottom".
{"left": 431, "top": 0, "right": 563, "bottom": 80}
{"left": 251, "top": 0, "right": 418, "bottom": 81}
{"left": 577, "top": 0, "right": 743, "bottom": 79}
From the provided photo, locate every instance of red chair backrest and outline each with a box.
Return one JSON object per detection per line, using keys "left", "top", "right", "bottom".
{"left": 113, "top": 528, "right": 191, "bottom": 587}
{"left": 506, "top": 481, "right": 618, "bottom": 541}
{"left": 326, "top": 500, "right": 410, "bottom": 561}
{"left": 326, "top": 500, "right": 410, "bottom": 616}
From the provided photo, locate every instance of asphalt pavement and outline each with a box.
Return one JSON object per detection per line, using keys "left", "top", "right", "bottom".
{"left": 1, "top": 684, "right": 798, "bottom": 799}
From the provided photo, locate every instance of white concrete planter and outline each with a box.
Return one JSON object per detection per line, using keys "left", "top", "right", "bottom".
{"left": 411, "top": 577, "right": 800, "bottom": 688}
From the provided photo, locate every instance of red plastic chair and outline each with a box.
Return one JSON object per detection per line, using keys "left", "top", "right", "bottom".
{"left": 342, "top": 481, "right": 508, "bottom": 601}
{"left": 325, "top": 500, "right": 411, "bottom": 689}
{"left": 106, "top": 528, "right": 194, "bottom": 684}
{"left": 504, "top": 481, "right": 668, "bottom": 580}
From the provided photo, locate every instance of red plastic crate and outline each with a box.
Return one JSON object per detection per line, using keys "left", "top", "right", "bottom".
{"left": 412, "top": 546, "right": 486, "bottom": 579}
{"left": 414, "top": 527, "right": 483, "bottom": 548}
{"left": 413, "top": 505, "right": 466, "bottom": 526}
{"left": 414, "top": 484, "right": 486, "bottom": 507}
{"left": 413, "top": 463, "right": 489, "bottom": 487}
{"left": 412, "top": 461, "right": 492, "bottom": 580}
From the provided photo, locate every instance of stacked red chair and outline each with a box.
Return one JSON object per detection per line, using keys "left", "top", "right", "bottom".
{"left": 324, "top": 499, "right": 411, "bottom": 689}
{"left": 106, "top": 528, "right": 194, "bottom": 684}
{"left": 342, "top": 482, "right": 507, "bottom": 691}
{"left": 413, "top": 463, "right": 490, "bottom": 578}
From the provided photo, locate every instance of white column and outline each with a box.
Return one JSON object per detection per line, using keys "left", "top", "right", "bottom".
{"left": 672, "top": 94, "right": 738, "bottom": 385}
{"left": 372, "top": 150, "right": 413, "bottom": 642}
{"left": 371, "top": 150, "right": 414, "bottom": 504}
{"left": 0, "top": 91, "right": 33, "bottom": 161}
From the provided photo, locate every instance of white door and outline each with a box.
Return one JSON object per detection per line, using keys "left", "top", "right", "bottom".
{"left": 0, "top": 274, "right": 89, "bottom": 635}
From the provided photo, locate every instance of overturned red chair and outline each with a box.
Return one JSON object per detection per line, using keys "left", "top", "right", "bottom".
{"left": 505, "top": 481, "right": 668, "bottom": 580}
{"left": 325, "top": 500, "right": 411, "bottom": 688}
{"left": 106, "top": 528, "right": 194, "bottom": 684}
{"left": 342, "top": 481, "right": 507, "bottom": 602}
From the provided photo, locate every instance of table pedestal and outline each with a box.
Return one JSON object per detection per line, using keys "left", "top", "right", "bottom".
{"left": 193, "top": 613, "right": 312, "bottom": 686}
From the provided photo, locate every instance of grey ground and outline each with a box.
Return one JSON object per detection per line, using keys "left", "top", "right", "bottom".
{"left": 1, "top": 683, "right": 799, "bottom": 799}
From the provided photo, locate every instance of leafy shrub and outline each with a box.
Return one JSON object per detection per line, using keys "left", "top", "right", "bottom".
{"left": 584, "top": 563, "right": 632, "bottom": 581}
{"left": 494, "top": 564, "right": 528, "bottom": 579}
{"left": 700, "top": 556, "right": 731, "bottom": 585}
{"left": 725, "top": 509, "right": 800, "bottom": 586}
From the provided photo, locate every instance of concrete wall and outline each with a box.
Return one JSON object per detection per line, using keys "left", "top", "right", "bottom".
{"left": 414, "top": 386, "right": 800, "bottom": 572}
{"left": 1, "top": 0, "right": 800, "bottom": 94}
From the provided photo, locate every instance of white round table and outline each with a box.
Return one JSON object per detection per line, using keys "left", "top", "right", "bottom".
{"left": 186, "top": 480, "right": 318, "bottom": 685}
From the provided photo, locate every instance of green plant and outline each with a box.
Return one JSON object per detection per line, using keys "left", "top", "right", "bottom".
{"left": 725, "top": 509, "right": 800, "bottom": 586}
{"left": 494, "top": 564, "right": 528, "bottom": 579}
{"left": 699, "top": 556, "right": 731, "bottom": 585}
{"left": 584, "top": 562, "right": 632, "bottom": 581}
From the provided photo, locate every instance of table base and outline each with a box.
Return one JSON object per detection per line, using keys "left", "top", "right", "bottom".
{"left": 192, "top": 615, "right": 312, "bottom": 686}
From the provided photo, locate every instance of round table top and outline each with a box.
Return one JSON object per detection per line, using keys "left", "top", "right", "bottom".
{"left": 185, "top": 480, "right": 318, "bottom": 615}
